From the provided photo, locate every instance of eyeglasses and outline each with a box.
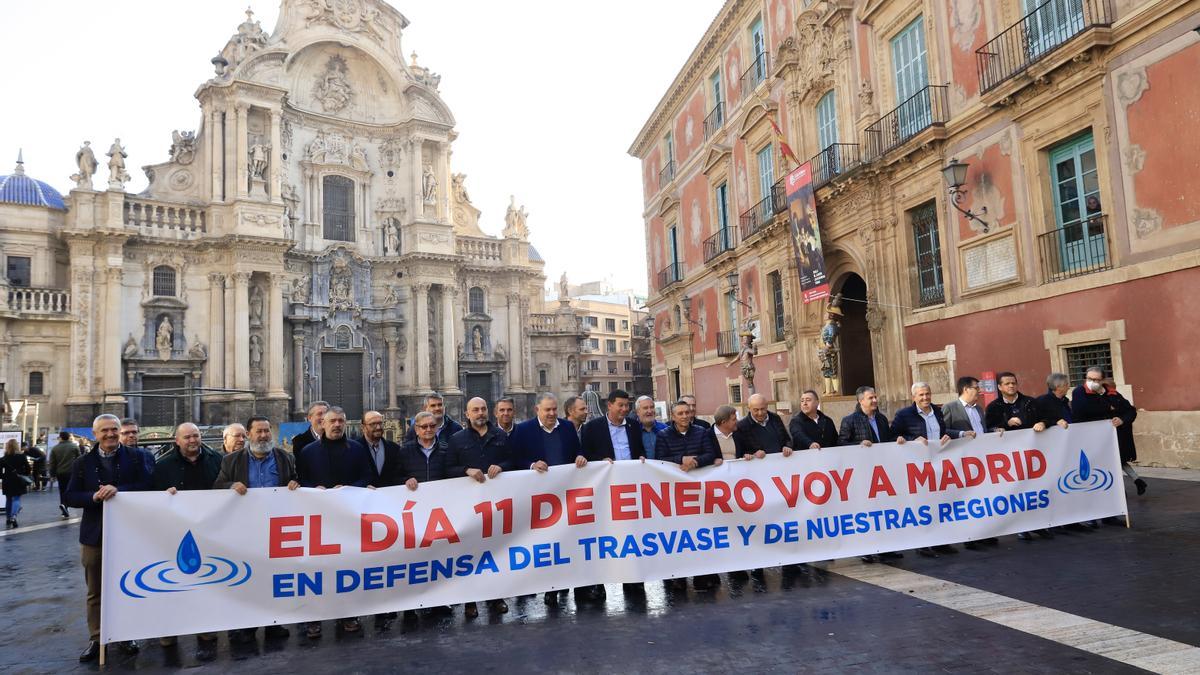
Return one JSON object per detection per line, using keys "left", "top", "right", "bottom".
{"left": 414, "top": 424, "right": 437, "bottom": 430}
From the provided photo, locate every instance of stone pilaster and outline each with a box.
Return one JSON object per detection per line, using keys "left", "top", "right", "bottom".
{"left": 441, "top": 285, "right": 459, "bottom": 392}
{"left": 207, "top": 273, "right": 225, "bottom": 387}
{"left": 292, "top": 334, "right": 305, "bottom": 415}
{"left": 233, "top": 272, "right": 251, "bottom": 390}
{"left": 269, "top": 108, "right": 283, "bottom": 204}
{"left": 267, "top": 273, "right": 286, "bottom": 397}
{"left": 102, "top": 265, "right": 125, "bottom": 399}
{"left": 411, "top": 283, "right": 430, "bottom": 391}
{"left": 235, "top": 103, "right": 250, "bottom": 199}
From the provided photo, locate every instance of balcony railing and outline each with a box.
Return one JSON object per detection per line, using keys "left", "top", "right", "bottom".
{"left": 658, "top": 159, "right": 676, "bottom": 189}
{"left": 810, "top": 143, "right": 861, "bottom": 189}
{"left": 740, "top": 52, "right": 770, "bottom": 99}
{"left": 657, "top": 262, "right": 684, "bottom": 291}
{"left": 702, "top": 227, "right": 738, "bottom": 263}
{"left": 703, "top": 102, "right": 725, "bottom": 140}
{"left": 864, "top": 85, "right": 950, "bottom": 159}
{"left": 124, "top": 198, "right": 207, "bottom": 238}
{"left": 7, "top": 287, "right": 70, "bottom": 315}
{"left": 976, "top": 0, "right": 1114, "bottom": 93}
{"left": 1038, "top": 214, "right": 1111, "bottom": 282}
{"left": 738, "top": 181, "right": 785, "bottom": 242}
{"left": 456, "top": 236, "right": 503, "bottom": 262}
{"left": 717, "top": 329, "right": 739, "bottom": 357}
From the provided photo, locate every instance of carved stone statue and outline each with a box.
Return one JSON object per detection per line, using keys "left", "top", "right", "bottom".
{"left": 452, "top": 173, "right": 471, "bottom": 203}
{"left": 567, "top": 356, "right": 578, "bottom": 379}
{"left": 169, "top": 130, "right": 196, "bottom": 165}
{"left": 122, "top": 333, "right": 138, "bottom": 359}
{"left": 107, "top": 138, "right": 130, "bottom": 190}
{"left": 818, "top": 294, "right": 844, "bottom": 396}
{"left": 494, "top": 342, "right": 506, "bottom": 361}
{"left": 422, "top": 164, "right": 438, "bottom": 204}
{"left": 383, "top": 284, "right": 400, "bottom": 306}
{"left": 559, "top": 272, "right": 570, "bottom": 301}
{"left": 736, "top": 327, "right": 758, "bottom": 394}
{"left": 249, "top": 141, "right": 270, "bottom": 179}
{"left": 187, "top": 335, "right": 208, "bottom": 360}
{"left": 472, "top": 325, "right": 484, "bottom": 356}
{"left": 313, "top": 55, "right": 354, "bottom": 113}
{"left": 156, "top": 316, "right": 173, "bottom": 359}
{"left": 249, "top": 285, "right": 265, "bottom": 327}
{"left": 71, "top": 141, "right": 98, "bottom": 189}
{"left": 249, "top": 334, "right": 263, "bottom": 368}
{"left": 291, "top": 273, "right": 310, "bottom": 303}
{"left": 350, "top": 144, "right": 369, "bottom": 171}
{"left": 329, "top": 258, "right": 353, "bottom": 310}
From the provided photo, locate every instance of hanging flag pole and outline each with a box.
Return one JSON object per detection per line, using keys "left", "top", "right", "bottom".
{"left": 753, "top": 93, "right": 801, "bottom": 168}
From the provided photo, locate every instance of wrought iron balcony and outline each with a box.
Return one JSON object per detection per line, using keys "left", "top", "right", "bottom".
{"left": 658, "top": 159, "right": 676, "bottom": 189}
{"left": 717, "top": 329, "right": 739, "bottom": 357}
{"left": 810, "top": 143, "right": 862, "bottom": 189}
{"left": 976, "top": 0, "right": 1114, "bottom": 94}
{"left": 739, "top": 52, "right": 770, "bottom": 100}
{"left": 702, "top": 227, "right": 738, "bottom": 263}
{"left": 770, "top": 176, "right": 788, "bottom": 215}
{"left": 657, "top": 262, "right": 684, "bottom": 291}
{"left": 739, "top": 195, "right": 774, "bottom": 241}
{"left": 864, "top": 85, "right": 949, "bottom": 159}
{"left": 703, "top": 102, "right": 725, "bottom": 140}
{"left": 1038, "top": 213, "right": 1111, "bottom": 282}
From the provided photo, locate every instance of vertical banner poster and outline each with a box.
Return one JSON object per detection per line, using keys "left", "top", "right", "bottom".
{"left": 786, "top": 163, "right": 829, "bottom": 303}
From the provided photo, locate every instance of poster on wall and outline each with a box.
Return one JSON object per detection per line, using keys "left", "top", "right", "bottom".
{"left": 785, "top": 163, "right": 830, "bottom": 303}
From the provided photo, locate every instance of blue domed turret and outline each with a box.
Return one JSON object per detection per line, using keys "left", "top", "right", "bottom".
{"left": 0, "top": 151, "right": 66, "bottom": 211}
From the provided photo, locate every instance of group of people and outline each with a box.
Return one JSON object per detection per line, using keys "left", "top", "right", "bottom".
{"left": 58, "top": 366, "right": 1143, "bottom": 663}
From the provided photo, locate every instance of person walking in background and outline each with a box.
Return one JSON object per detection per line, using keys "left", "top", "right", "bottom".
{"left": 2, "top": 439, "right": 31, "bottom": 528}
{"left": 25, "top": 442, "right": 47, "bottom": 491}
{"left": 49, "top": 431, "right": 83, "bottom": 518}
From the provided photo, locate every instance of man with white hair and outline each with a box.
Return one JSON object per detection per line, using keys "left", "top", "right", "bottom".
{"left": 632, "top": 395, "right": 666, "bottom": 459}
{"left": 221, "top": 423, "right": 247, "bottom": 454}
{"left": 733, "top": 393, "right": 792, "bottom": 458}
{"left": 65, "top": 414, "right": 153, "bottom": 662}
{"left": 890, "top": 382, "right": 957, "bottom": 445}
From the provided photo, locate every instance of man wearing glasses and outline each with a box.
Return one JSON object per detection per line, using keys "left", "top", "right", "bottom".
{"left": 119, "top": 418, "right": 157, "bottom": 476}
{"left": 941, "top": 376, "right": 986, "bottom": 439}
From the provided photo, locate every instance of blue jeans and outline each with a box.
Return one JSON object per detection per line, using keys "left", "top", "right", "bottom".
{"left": 4, "top": 495, "right": 20, "bottom": 520}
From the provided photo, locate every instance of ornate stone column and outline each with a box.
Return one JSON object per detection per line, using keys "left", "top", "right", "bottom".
{"left": 208, "top": 108, "right": 223, "bottom": 202}
{"left": 441, "top": 285, "right": 460, "bottom": 392}
{"left": 235, "top": 103, "right": 250, "bottom": 200}
{"left": 207, "top": 273, "right": 225, "bottom": 387}
{"left": 411, "top": 283, "right": 430, "bottom": 390}
{"left": 233, "top": 272, "right": 251, "bottom": 390}
{"left": 224, "top": 101, "right": 238, "bottom": 202}
{"left": 269, "top": 109, "right": 283, "bottom": 204}
{"left": 385, "top": 327, "right": 399, "bottom": 411}
{"left": 103, "top": 265, "right": 125, "bottom": 397}
{"left": 292, "top": 334, "right": 305, "bottom": 414}
{"left": 224, "top": 274, "right": 235, "bottom": 387}
{"left": 507, "top": 292, "right": 521, "bottom": 391}
{"left": 268, "top": 273, "right": 286, "bottom": 397}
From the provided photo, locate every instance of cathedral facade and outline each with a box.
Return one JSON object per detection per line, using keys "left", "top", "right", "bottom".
{"left": 0, "top": 0, "right": 580, "bottom": 429}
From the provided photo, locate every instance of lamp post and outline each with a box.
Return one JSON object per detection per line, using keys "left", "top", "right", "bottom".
{"left": 942, "top": 158, "right": 989, "bottom": 233}
{"left": 725, "top": 271, "right": 753, "bottom": 310}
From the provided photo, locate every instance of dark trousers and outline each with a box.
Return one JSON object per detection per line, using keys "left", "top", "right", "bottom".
{"left": 82, "top": 544, "right": 102, "bottom": 641}
{"left": 57, "top": 473, "right": 71, "bottom": 505}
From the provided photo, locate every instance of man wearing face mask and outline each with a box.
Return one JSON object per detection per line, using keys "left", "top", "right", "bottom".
{"left": 214, "top": 416, "right": 298, "bottom": 643}
{"left": 1072, "top": 367, "right": 1145, "bottom": 496}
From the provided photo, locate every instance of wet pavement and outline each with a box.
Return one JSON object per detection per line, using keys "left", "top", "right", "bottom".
{"left": 1, "top": 475, "right": 1197, "bottom": 674}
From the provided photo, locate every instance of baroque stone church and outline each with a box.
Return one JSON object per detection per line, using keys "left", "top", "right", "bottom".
{"left": 0, "top": 0, "right": 586, "bottom": 429}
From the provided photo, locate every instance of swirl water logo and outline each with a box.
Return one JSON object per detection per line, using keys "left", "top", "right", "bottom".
{"left": 119, "top": 531, "right": 252, "bottom": 599}
{"left": 1057, "top": 450, "right": 1114, "bottom": 494}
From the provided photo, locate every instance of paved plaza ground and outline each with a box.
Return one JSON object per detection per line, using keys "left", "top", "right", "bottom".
{"left": 1, "top": 469, "right": 1197, "bottom": 674}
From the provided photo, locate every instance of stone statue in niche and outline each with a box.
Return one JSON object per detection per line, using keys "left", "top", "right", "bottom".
{"left": 122, "top": 334, "right": 139, "bottom": 359}
{"left": 72, "top": 141, "right": 98, "bottom": 189}
{"left": 249, "top": 285, "right": 265, "bottom": 327}
{"left": 422, "top": 164, "right": 437, "bottom": 204}
{"left": 472, "top": 325, "right": 484, "bottom": 357}
{"left": 156, "top": 316, "right": 173, "bottom": 360}
{"left": 329, "top": 257, "right": 353, "bottom": 309}
{"left": 249, "top": 141, "right": 270, "bottom": 180}
{"left": 249, "top": 334, "right": 263, "bottom": 368}
{"left": 107, "top": 138, "right": 130, "bottom": 190}
{"left": 567, "top": 356, "right": 578, "bottom": 379}
{"left": 494, "top": 342, "right": 506, "bottom": 361}
{"left": 350, "top": 144, "right": 369, "bottom": 171}
{"left": 169, "top": 130, "right": 197, "bottom": 165}
{"left": 313, "top": 55, "right": 354, "bottom": 113}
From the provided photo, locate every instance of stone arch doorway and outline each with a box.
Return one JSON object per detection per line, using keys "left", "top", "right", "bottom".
{"left": 836, "top": 273, "right": 875, "bottom": 396}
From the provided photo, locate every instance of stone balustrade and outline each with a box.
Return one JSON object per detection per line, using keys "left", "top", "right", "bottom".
{"left": 528, "top": 312, "right": 589, "bottom": 334}
{"left": 124, "top": 198, "right": 207, "bottom": 238}
{"left": 456, "top": 236, "right": 503, "bottom": 262}
{"left": 8, "top": 287, "right": 70, "bottom": 315}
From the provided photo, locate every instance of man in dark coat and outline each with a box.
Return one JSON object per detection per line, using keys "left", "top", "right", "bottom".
{"left": 656, "top": 399, "right": 720, "bottom": 590}
{"left": 680, "top": 394, "right": 711, "bottom": 429}
{"left": 1072, "top": 368, "right": 1145, "bottom": 495}
{"left": 891, "top": 382, "right": 957, "bottom": 444}
{"left": 985, "top": 372, "right": 1044, "bottom": 432}
{"left": 941, "top": 376, "right": 986, "bottom": 439}
{"left": 789, "top": 390, "right": 839, "bottom": 449}
{"left": 289, "top": 400, "right": 328, "bottom": 454}
{"left": 65, "top": 414, "right": 153, "bottom": 662}
{"left": 359, "top": 409, "right": 406, "bottom": 630}
{"left": 154, "top": 422, "right": 223, "bottom": 660}
{"left": 839, "top": 386, "right": 904, "bottom": 446}
{"left": 295, "top": 406, "right": 375, "bottom": 638}
{"left": 733, "top": 393, "right": 792, "bottom": 458}
{"left": 403, "top": 392, "right": 464, "bottom": 444}
{"left": 447, "top": 397, "right": 512, "bottom": 618}
{"left": 1035, "top": 373, "right": 1073, "bottom": 430}
{"left": 509, "top": 393, "right": 583, "bottom": 470}
{"left": 48, "top": 431, "right": 82, "bottom": 518}
{"left": 399, "top": 411, "right": 452, "bottom": 488}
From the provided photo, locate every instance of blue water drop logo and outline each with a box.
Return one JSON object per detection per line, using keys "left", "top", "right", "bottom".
{"left": 176, "top": 531, "right": 202, "bottom": 575}
{"left": 1078, "top": 450, "right": 1091, "bottom": 481}
{"left": 1057, "top": 449, "right": 1113, "bottom": 494}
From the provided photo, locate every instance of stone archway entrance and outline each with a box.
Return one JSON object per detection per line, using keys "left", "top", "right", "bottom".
{"left": 836, "top": 273, "right": 875, "bottom": 395}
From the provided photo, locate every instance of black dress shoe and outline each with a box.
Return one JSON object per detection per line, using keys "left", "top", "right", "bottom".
{"left": 1135, "top": 478, "right": 1147, "bottom": 495}
{"left": 489, "top": 599, "right": 509, "bottom": 613}
{"left": 264, "top": 625, "right": 290, "bottom": 640}
{"left": 932, "top": 544, "right": 957, "bottom": 554}
{"left": 916, "top": 547, "right": 940, "bottom": 558}
{"left": 1017, "top": 532, "right": 1032, "bottom": 541}
{"left": 880, "top": 551, "right": 904, "bottom": 560}
{"left": 79, "top": 641, "right": 100, "bottom": 662}
{"left": 118, "top": 640, "right": 139, "bottom": 654}
{"left": 195, "top": 639, "right": 216, "bottom": 662}
{"left": 728, "top": 570, "right": 750, "bottom": 581}
{"left": 1035, "top": 528, "right": 1055, "bottom": 539}
{"left": 860, "top": 554, "right": 879, "bottom": 563}
{"left": 60, "top": 504, "right": 70, "bottom": 518}
{"left": 463, "top": 602, "right": 478, "bottom": 619}
{"left": 543, "top": 591, "right": 558, "bottom": 605}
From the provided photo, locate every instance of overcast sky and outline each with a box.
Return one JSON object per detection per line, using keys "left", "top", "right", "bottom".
{"left": 0, "top": 0, "right": 725, "bottom": 295}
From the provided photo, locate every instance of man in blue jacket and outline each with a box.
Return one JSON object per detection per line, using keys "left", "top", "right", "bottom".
{"left": 403, "top": 391, "right": 463, "bottom": 443}
{"left": 447, "top": 397, "right": 512, "bottom": 618}
{"left": 509, "top": 393, "right": 583, "bottom": 471}
{"left": 65, "top": 414, "right": 154, "bottom": 662}
{"left": 656, "top": 400, "right": 721, "bottom": 591}
{"left": 891, "top": 383, "right": 959, "bottom": 557}
{"left": 632, "top": 395, "right": 667, "bottom": 459}
{"left": 295, "top": 406, "right": 374, "bottom": 639}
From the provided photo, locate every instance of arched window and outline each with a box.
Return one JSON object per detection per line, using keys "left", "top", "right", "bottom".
{"left": 28, "top": 371, "right": 44, "bottom": 396}
{"left": 468, "top": 287, "right": 485, "bottom": 315}
{"left": 152, "top": 265, "right": 176, "bottom": 297}
{"left": 323, "top": 175, "right": 355, "bottom": 242}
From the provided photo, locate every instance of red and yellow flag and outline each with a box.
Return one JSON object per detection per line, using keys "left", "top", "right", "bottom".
{"left": 756, "top": 94, "right": 801, "bottom": 167}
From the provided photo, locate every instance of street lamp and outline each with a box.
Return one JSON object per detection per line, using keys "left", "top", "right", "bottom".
{"left": 942, "top": 158, "right": 989, "bottom": 233}
{"left": 725, "top": 270, "right": 753, "bottom": 310}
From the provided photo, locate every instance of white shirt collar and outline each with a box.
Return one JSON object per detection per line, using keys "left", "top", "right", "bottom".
{"left": 917, "top": 405, "right": 936, "bottom": 417}
{"left": 540, "top": 419, "right": 559, "bottom": 433}
{"left": 607, "top": 417, "right": 625, "bottom": 428}
{"left": 714, "top": 427, "right": 735, "bottom": 439}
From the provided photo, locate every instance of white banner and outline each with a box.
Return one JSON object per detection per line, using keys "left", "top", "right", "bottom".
{"left": 101, "top": 422, "right": 1126, "bottom": 642}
